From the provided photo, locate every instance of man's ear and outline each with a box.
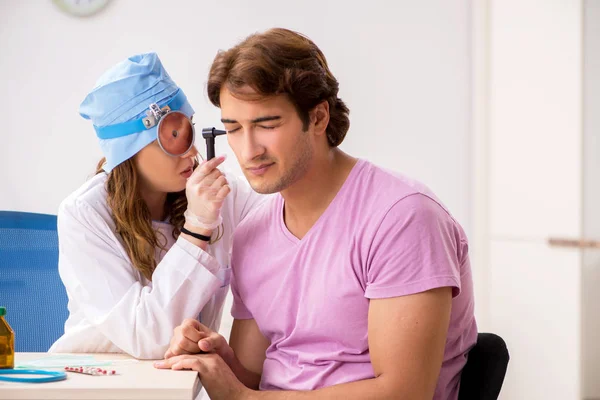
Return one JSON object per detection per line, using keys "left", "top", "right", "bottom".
{"left": 310, "top": 100, "right": 330, "bottom": 136}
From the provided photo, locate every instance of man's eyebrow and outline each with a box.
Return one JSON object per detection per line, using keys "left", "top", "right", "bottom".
{"left": 251, "top": 116, "right": 281, "bottom": 123}
{"left": 221, "top": 116, "right": 281, "bottom": 124}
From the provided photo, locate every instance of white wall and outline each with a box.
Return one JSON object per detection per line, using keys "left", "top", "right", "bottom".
{"left": 0, "top": 1, "right": 474, "bottom": 334}
{"left": 0, "top": 0, "right": 472, "bottom": 229}
{"left": 583, "top": 1, "right": 600, "bottom": 398}
{"left": 486, "top": 1, "right": 583, "bottom": 399}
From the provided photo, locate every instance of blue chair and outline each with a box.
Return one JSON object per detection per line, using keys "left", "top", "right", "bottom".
{"left": 0, "top": 211, "right": 68, "bottom": 352}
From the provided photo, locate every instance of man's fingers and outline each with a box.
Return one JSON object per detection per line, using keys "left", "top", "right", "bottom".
{"left": 164, "top": 320, "right": 210, "bottom": 359}
{"left": 172, "top": 358, "right": 205, "bottom": 373}
{"left": 198, "top": 332, "right": 228, "bottom": 353}
{"left": 155, "top": 354, "right": 190, "bottom": 369}
{"left": 198, "top": 339, "right": 213, "bottom": 352}
{"left": 181, "top": 323, "right": 204, "bottom": 343}
{"left": 154, "top": 356, "right": 178, "bottom": 369}
{"left": 171, "top": 338, "right": 203, "bottom": 356}
{"left": 172, "top": 361, "right": 184, "bottom": 371}
{"left": 154, "top": 355, "right": 208, "bottom": 374}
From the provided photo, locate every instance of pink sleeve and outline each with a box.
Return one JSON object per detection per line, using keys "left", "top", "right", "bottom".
{"left": 230, "top": 261, "right": 254, "bottom": 320}
{"left": 365, "top": 194, "right": 464, "bottom": 299}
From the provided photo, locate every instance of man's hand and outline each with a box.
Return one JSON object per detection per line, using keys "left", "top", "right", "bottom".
{"left": 155, "top": 354, "right": 252, "bottom": 400}
{"left": 164, "top": 319, "right": 235, "bottom": 367}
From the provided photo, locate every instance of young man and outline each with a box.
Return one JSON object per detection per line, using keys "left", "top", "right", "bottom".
{"left": 156, "top": 28, "right": 477, "bottom": 400}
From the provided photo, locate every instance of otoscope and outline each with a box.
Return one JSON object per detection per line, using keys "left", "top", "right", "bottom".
{"left": 201, "top": 127, "right": 227, "bottom": 160}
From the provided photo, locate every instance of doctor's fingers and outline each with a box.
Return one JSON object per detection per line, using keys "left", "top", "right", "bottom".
{"left": 187, "top": 170, "right": 225, "bottom": 197}
{"left": 209, "top": 173, "right": 228, "bottom": 188}
{"left": 205, "top": 176, "right": 231, "bottom": 204}
{"left": 188, "top": 156, "right": 226, "bottom": 185}
{"left": 213, "top": 184, "right": 231, "bottom": 204}
{"left": 198, "top": 169, "right": 224, "bottom": 188}
{"left": 208, "top": 174, "right": 229, "bottom": 191}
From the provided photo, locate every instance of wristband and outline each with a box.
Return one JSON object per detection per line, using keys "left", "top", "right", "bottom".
{"left": 181, "top": 226, "right": 212, "bottom": 242}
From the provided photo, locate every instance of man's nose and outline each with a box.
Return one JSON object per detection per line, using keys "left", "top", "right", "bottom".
{"left": 241, "top": 130, "right": 265, "bottom": 163}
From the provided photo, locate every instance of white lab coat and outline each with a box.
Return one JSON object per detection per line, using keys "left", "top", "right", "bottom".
{"left": 49, "top": 170, "right": 267, "bottom": 361}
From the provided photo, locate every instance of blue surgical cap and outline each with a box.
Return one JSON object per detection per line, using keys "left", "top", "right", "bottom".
{"left": 79, "top": 52, "right": 194, "bottom": 172}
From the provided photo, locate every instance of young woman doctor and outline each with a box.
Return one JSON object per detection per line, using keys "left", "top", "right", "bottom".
{"left": 49, "top": 53, "right": 265, "bottom": 359}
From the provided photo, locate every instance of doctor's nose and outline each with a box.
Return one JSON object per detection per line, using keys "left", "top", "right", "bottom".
{"left": 182, "top": 146, "right": 198, "bottom": 159}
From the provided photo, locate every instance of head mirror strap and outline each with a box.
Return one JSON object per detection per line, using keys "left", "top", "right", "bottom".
{"left": 143, "top": 103, "right": 171, "bottom": 129}
{"left": 93, "top": 89, "right": 188, "bottom": 140}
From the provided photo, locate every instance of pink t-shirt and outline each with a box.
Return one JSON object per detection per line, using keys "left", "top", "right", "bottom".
{"left": 230, "top": 159, "right": 477, "bottom": 399}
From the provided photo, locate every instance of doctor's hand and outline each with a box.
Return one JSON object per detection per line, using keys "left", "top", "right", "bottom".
{"left": 164, "top": 319, "right": 235, "bottom": 367}
{"left": 185, "top": 155, "right": 231, "bottom": 227}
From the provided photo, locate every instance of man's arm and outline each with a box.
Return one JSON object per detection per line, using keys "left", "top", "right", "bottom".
{"left": 157, "top": 286, "right": 453, "bottom": 400}
{"left": 228, "top": 318, "right": 271, "bottom": 390}
{"left": 248, "top": 286, "right": 452, "bottom": 400}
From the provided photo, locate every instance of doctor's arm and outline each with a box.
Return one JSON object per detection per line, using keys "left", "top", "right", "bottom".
{"left": 55, "top": 201, "right": 223, "bottom": 359}
{"left": 228, "top": 172, "right": 271, "bottom": 225}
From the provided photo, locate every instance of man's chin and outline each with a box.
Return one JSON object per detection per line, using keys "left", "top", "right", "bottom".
{"left": 249, "top": 182, "right": 277, "bottom": 195}
{"left": 247, "top": 178, "right": 282, "bottom": 195}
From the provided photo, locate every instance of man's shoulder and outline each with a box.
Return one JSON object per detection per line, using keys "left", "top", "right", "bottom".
{"left": 352, "top": 160, "right": 461, "bottom": 230}
{"left": 354, "top": 160, "right": 444, "bottom": 207}
{"left": 232, "top": 193, "right": 280, "bottom": 242}
{"left": 358, "top": 160, "right": 433, "bottom": 198}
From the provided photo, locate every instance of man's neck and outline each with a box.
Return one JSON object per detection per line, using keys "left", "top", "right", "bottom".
{"left": 281, "top": 149, "right": 357, "bottom": 239}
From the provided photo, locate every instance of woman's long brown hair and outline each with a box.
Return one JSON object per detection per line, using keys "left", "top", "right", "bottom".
{"left": 95, "top": 156, "right": 221, "bottom": 281}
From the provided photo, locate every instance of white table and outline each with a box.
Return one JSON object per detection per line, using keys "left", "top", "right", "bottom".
{"left": 0, "top": 353, "right": 201, "bottom": 400}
